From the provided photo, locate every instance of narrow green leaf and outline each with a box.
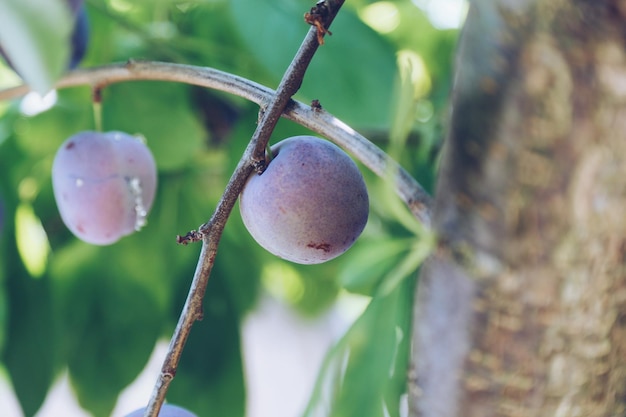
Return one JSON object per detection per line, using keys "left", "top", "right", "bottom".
{"left": 0, "top": 0, "right": 72, "bottom": 94}
{"left": 378, "top": 239, "right": 433, "bottom": 296}
{"left": 302, "top": 277, "right": 415, "bottom": 417}
{"left": 338, "top": 237, "right": 413, "bottom": 296}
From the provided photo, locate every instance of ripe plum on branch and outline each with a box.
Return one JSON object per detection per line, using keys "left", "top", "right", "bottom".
{"left": 240, "top": 135, "right": 369, "bottom": 264}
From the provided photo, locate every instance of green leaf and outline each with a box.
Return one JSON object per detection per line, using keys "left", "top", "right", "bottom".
{"left": 217, "top": 221, "right": 263, "bottom": 315}
{"left": 102, "top": 82, "right": 206, "bottom": 172}
{"left": 230, "top": 0, "right": 398, "bottom": 129}
{"left": 3, "top": 227, "right": 59, "bottom": 417}
{"left": 0, "top": 0, "right": 72, "bottom": 94}
{"left": 50, "top": 241, "right": 167, "bottom": 417}
{"left": 13, "top": 88, "right": 94, "bottom": 158}
{"left": 166, "top": 272, "right": 245, "bottom": 417}
{"left": 339, "top": 237, "right": 414, "bottom": 295}
{"left": 302, "top": 276, "right": 415, "bottom": 417}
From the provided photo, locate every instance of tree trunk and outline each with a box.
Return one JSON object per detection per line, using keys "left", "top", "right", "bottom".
{"left": 409, "top": 1, "right": 626, "bottom": 416}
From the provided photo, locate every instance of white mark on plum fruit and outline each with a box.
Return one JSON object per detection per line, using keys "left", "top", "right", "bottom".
{"left": 127, "top": 176, "right": 148, "bottom": 230}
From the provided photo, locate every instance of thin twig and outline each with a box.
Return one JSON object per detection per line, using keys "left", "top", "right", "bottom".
{"left": 248, "top": 0, "right": 345, "bottom": 166}
{"left": 142, "top": 1, "right": 349, "bottom": 416}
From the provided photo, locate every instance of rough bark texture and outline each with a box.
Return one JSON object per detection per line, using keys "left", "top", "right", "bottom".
{"left": 409, "top": 1, "right": 626, "bottom": 416}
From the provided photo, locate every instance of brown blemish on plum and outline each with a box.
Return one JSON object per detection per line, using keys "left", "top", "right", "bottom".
{"left": 307, "top": 242, "right": 331, "bottom": 252}
{"left": 65, "top": 141, "right": 75, "bottom": 150}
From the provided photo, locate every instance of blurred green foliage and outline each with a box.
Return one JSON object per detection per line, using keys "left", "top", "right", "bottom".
{"left": 0, "top": 0, "right": 460, "bottom": 416}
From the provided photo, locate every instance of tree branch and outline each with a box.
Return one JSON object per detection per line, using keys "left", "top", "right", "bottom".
{"left": 141, "top": 1, "right": 358, "bottom": 416}
{"left": 0, "top": 64, "right": 432, "bottom": 224}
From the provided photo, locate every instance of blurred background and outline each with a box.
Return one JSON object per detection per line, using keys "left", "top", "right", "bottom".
{"left": 0, "top": 0, "right": 465, "bottom": 416}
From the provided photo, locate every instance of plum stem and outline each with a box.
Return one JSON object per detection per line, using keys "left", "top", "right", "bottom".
{"left": 265, "top": 143, "right": 274, "bottom": 166}
{"left": 92, "top": 86, "right": 103, "bottom": 132}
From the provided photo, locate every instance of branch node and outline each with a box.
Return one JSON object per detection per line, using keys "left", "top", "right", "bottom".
{"left": 249, "top": 154, "right": 268, "bottom": 175}
{"left": 305, "top": 1, "right": 333, "bottom": 45}
{"left": 92, "top": 86, "right": 103, "bottom": 104}
{"left": 176, "top": 230, "right": 203, "bottom": 245}
{"left": 311, "top": 99, "right": 322, "bottom": 111}
{"left": 162, "top": 368, "right": 176, "bottom": 379}
{"left": 257, "top": 104, "right": 267, "bottom": 125}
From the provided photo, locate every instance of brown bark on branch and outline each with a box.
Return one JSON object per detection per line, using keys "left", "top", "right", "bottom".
{"left": 143, "top": 2, "right": 348, "bottom": 416}
{"left": 410, "top": 1, "right": 626, "bottom": 416}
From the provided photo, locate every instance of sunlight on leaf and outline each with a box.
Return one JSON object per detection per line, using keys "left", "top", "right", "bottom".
{"left": 397, "top": 49, "right": 431, "bottom": 99}
{"left": 261, "top": 261, "right": 306, "bottom": 305}
{"left": 15, "top": 203, "right": 49, "bottom": 278}
{"left": 390, "top": 48, "right": 430, "bottom": 157}
{"left": 359, "top": 2, "right": 401, "bottom": 34}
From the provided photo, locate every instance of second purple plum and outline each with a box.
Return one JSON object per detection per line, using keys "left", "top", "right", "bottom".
{"left": 52, "top": 131, "right": 157, "bottom": 245}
